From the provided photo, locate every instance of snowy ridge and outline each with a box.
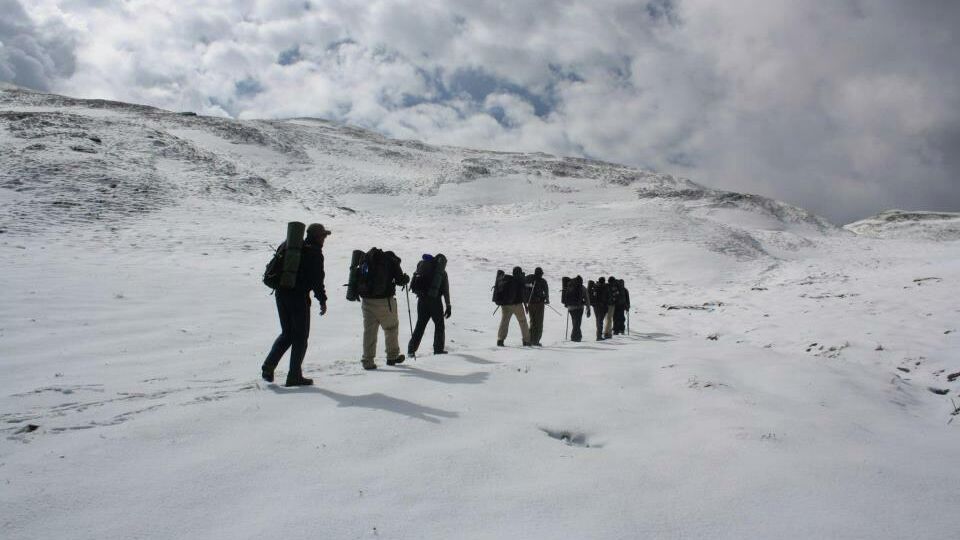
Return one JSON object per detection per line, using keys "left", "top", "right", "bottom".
{"left": 2, "top": 89, "right": 960, "bottom": 539}
{"left": 0, "top": 87, "right": 832, "bottom": 243}
{"left": 845, "top": 209, "right": 960, "bottom": 241}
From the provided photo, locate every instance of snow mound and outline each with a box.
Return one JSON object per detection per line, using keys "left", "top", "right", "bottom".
{"left": 844, "top": 210, "right": 960, "bottom": 241}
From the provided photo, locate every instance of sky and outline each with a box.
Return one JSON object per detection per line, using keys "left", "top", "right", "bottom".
{"left": 2, "top": 0, "right": 959, "bottom": 223}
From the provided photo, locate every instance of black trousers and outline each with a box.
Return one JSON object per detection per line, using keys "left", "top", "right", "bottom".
{"left": 569, "top": 308, "right": 584, "bottom": 341}
{"left": 614, "top": 305, "right": 626, "bottom": 334}
{"left": 263, "top": 290, "right": 310, "bottom": 377}
{"left": 592, "top": 303, "right": 606, "bottom": 338}
{"left": 408, "top": 296, "right": 445, "bottom": 354}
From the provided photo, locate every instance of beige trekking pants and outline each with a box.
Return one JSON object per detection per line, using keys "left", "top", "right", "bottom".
{"left": 604, "top": 305, "right": 614, "bottom": 336}
{"left": 361, "top": 297, "right": 401, "bottom": 363}
{"left": 498, "top": 304, "right": 530, "bottom": 343}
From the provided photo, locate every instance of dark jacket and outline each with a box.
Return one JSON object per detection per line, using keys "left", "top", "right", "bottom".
{"left": 525, "top": 276, "right": 549, "bottom": 304}
{"left": 279, "top": 240, "right": 327, "bottom": 303}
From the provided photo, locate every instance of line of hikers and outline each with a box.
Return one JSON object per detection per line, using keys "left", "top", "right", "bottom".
{"left": 259, "top": 222, "right": 630, "bottom": 386}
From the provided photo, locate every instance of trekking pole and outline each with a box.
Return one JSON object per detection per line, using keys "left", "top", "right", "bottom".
{"left": 565, "top": 312, "right": 569, "bottom": 341}
{"left": 405, "top": 286, "right": 413, "bottom": 334}
{"left": 546, "top": 303, "right": 563, "bottom": 317}
{"left": 627, "top": 310, "right": 630, "bottom": 335}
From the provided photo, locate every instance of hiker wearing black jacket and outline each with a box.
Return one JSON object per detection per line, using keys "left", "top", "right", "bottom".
{"left": 604, "top": 275, "right": 620, "bottom": 339}
{"left": 407, "top": 254, "right": 451, "bottom": 357}
{"left": 613, "top": 279, "right": 630, "bottom": 335}
{"left": 358, "top": 250, "right": 409, "bottom": 370}
{"left": 261, "top": 223, "right": 330, "bottom": 386}
{"left": 562, "top": 275, "right": 590, "bottom": 342}
{"left": 497, "top": 266, "right": 531, "bottom": 346}
{"left": 524, "top": 267, "right": 549, "bottom": 346}
{"left": 589, "top": 277, "right": 608, "bottom": 341}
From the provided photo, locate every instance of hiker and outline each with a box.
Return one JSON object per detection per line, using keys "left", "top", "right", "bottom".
{"left": 614, "top": 279, "right": 630, "bottom": 335}
{"left": 604, "top": 275, "right": 619, "bottom": 339}
{"left": 407, "top": 253, "right": 451, "bottom": 357}
{"left": 349, "top": 247, "right": 409, "bottom": 370}
{"left": 524, "top": 267, "right": 549, "bottom": 346}
{"left": 561, "top": 275, "right": 590, "bottom": 342}
{"left": 493, "top": 266, "right": 531, "bottom": 347}
{"left": 588, "top": 277, "right": 607, "bottom": 341}
{"left": 261, "top": 223, "right": 330, "bottom": 386}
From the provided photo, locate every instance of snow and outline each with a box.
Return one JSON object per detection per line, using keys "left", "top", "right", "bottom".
{"left": 845, "top": 209, "right": 960, "bottom": 241}
{"left": 2, "top": 88, "right": 959, "bottom": 539}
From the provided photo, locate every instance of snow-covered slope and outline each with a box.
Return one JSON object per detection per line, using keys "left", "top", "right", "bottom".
{"left": 2, "top": 88, "right": 958, "bottom": 539}
{"left": 845, "top": 209, "right": 960, "bottom": 241}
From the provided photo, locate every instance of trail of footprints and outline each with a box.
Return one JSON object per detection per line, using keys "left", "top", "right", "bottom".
{"left": 4, "top": 378, "right": 259, "bottom": 440}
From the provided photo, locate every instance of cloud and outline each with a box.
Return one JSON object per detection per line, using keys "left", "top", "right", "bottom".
{"left": 13, "top": 0, "right": 960, "bottom": 222}
{"left": 0, "top": 0, "right": 77, "bottom": 90}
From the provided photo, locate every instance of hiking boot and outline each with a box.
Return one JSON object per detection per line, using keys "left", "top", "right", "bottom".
{"left": 497, "top": 340, "right": 505, "bottom": 347}
{"left": 434, "top": 350, "right": 448, "bottom": 355}
{"left": 532, "top": 342, "right": 542, "bottom": 347}
{"left": 284, "top": 375, "right": 313, "bottom": 387}
{"left": 386, "top": 354, "right": 406, "bottom": 366}
{"left": 261, "top": 367, "right": 274, "bottom": 383}
{"left": 522, "top": 341, "right": 531, "bottom": 347}
{"left": 362, "top": 361, "right": 377, "bottom": 370}
{"left": 604, "top": 334, "right": 612, "bottom": 339}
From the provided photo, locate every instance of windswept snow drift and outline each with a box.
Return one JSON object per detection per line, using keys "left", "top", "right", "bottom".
{"left": 845, "top": 209, "right": 960, "bottom": 241}
{"left": 1, "top": 88, "right": 959, "bottom": 539}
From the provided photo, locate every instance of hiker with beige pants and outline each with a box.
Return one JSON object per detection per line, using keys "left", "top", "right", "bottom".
{"left": 347, "top": 247, "right": 409, "bottom": 370}
{"left": 493, "top": 266, "right": 531, "bottom": 347}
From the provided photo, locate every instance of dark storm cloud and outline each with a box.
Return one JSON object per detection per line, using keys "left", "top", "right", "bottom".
{"left": 13, "top": 0, "right": 960, "bottom": 222}
{"left": 0, "top": 0, "right": 76, "bottom": 91}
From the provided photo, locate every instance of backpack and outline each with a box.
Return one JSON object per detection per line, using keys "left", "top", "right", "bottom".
{"left": 608, "top": 281, "right": 621, "bottom": 305}
{"left": 561, "top": 276, "right": 582, "bottom": 306}
{"left": 351, "top": 247, "right": 395, "bottom": 299}
{"left": 560, "top": 277, "right": 572, "bottom": 305}
{"left": 410, "top": 259, "right": 435, "bottom": 295}
{"left": 262, "top": 244, "right": 285, "bottom": 289}
{"left": 526, "top": 276, "right": 548, "bottom": 303}
{"left": 492, "top": 270, "right": 516, "bottom": 305}
{"left": 587, "top": 280, "right": 598, "bottom": 305}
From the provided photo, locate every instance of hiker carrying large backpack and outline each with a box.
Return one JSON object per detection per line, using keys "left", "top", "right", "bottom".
{"left": 562, "top": 275, "right": 590, "bottom": 342}
{"left": 589, "top": 277, "right": 608, "bottom": 341}
{"left": 261, "top": 222, "right": 330, "bottom": 387}
{"left": 407, "top": 253, "right": 451, "bottom": 357}
{"left": 494, "top": 266, "right": 531, "bottom": 347}
{"left": 603, "top": 275, "right": 619, "bottom": 339}
{"left": 613, "top": 278, "right": 630, "bottom": 335}
{"left": 347, "top": 247, "right": 409, "bottom": 369}
{"left": 524, "top": 267, "right": 550, "bottom": 346}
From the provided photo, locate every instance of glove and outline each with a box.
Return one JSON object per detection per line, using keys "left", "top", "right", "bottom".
{"left": 444, "top": 305, "right": 452, "bottom": 319}
{"left": 586, "top": 309, "right": 591, "bottom": 318}
{"left": 398, "top": 273, "right": 410, "bottom": 287}
{"left": 320, "top": 302, "right": 328, "bottom": 316}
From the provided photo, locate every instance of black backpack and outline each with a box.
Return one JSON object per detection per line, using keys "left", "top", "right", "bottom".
{"left": 354, "top": 247, "right": 395, "bottom": 299}
{"left": 608, "top": 281, "right": 621, "bottom": 305}
{"left": 410, "top": 259, "right": 436, "bottom": 295}
{"left": 527, "top": 276, "right": 548, "bottom": 303}
{"left": 262, "top": 244, "right": 285, "bottom": 289}
{"left": 492, "top": 270, "right": 513, "bottom": 305}
{"left": 561, "top": 276, "right": 582, "bottom": 306}
{"left": 587, "top": 280, "right": 599, "bottom": 305}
